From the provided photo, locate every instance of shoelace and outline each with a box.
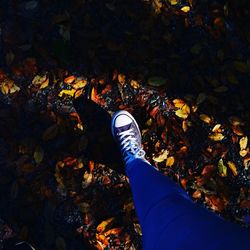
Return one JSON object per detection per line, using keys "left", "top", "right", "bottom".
{"left": 118, "top": 128, "right": 145, "bottom": 164}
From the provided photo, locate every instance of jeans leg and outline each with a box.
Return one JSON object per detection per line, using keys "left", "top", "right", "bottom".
{"left": 126, "top": 159, "right": 250, "bottom": 250}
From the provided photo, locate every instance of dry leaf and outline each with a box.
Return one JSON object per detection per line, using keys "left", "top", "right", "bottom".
{"left": 200, "top": 114, "right": 212, "bottom": 124}
{"left": 209, "top": 133, "right": 224, "bottom": 141}
{"left": 218, "top": 158, "right": 227, "bottom": 177}
{"left": 34, "top": 146, "right": 44, "bottom": 164}
{"left": 239, "top": 136, "right": 248, "bottom": 150}
{"left": 212, "top": 124, "right": 222, "bottom": 133}
{"left": 58, "top": 89, "right": 76, "bottom": 97}
{"left": 192, "top": 190, "right": 202, "bottom": 199}
{"left": 233, "top": 61, "right": 250, "bottom": 73}
{"left": 175, "top": 109, "right": 188, "bottom": 119}
{"left": 64, "top": 75, "right": 76, "bottom": 84}
{"left": 232, "top": 126, "right": 244, "bottom": 136}
{"left": 227, "top": 161, "right": 237, "bottom": 176}
{"left": 153, "top": 149, "right": 169, "bottom": 162}
{"left": 166, "top": 156, "right": 175, "bottom": 167}
{"left": 239, "top": 149, "right": 248, "bottom": 157}
{"left": 181, "top": 6, "right": 190, "bottom": 13}
{"left": 173, "top": 99, "right": 185, "bottom": 108}
{"left": 72, "top": 79, "right": 87, "bottom": 89}
{"left": 97, "top": 217, "right": 114, "bottom": 233}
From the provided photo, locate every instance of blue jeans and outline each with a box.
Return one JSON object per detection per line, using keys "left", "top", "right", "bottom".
{"left": 126, "top": 159, "right": 250, "bottom": 250}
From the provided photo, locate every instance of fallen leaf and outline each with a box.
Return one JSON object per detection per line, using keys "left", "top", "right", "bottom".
{"left": 166, "top": 156, "right": 175, "bottom": 167}
{"left": 173, "top": 99, "right": 185, "bottom": 108}
{"left": 209, "top": 133, "right": 224, "bottom": 141}
{"left": 130, "top": 80, "right": 140, "bottom": 89}
{"left": 58, "top": 89, "right": 76, "bottom": 97}
{"left": 192, "top": 190, "right": 202, "bottom": 199}
{"left": 218, "top": 158, "right": 227, "bottom": 177}
{"left": 153, "top": 149, "right": 169, "bottom": 162}
{"left": 205, "top": 195, "right": 225, "bottom": 211}
{"left": 200, "top": 114, "right": 212, "bottom": 124}
{"left": 233, "top": 61, "right": 250, "bottom": 73}
{"left": 227, "top": 161, "right": 237, "bottom": 176}
{"left": 104, "top": 228, "right": 122, "bottom": 237}
{"left": 232, "top": 126, "right": 244, "bottom": 136}
{"left": 212, "top": 124, "right": 222, "bottom": 133}
{"left": 239, "top": 136, "right": 248, "bottom": 150}
{"left": 239, "top": 149, "right": 248, "bottom": 157}
{"left": 34, "top": 146, "right": 44, "bottom": 164}
{"left": 97, "top": 218, "right": 114, "bottom": 233}
{"left": 64, "top": 75, "right": 76, "bottom": 84}
{"left": 175, "top": 109, "right": 188, "bottom": 119}
{"left": 181, "top": 6, "right": 190, "bottom": 13}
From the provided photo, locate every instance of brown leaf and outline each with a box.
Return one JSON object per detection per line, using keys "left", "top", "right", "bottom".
{"left": 205, "top": 195, "right": 225, "bottom": 212}
{"left": 200, "top": 114, "right": 212, "bottom": 124}
{"left": 227, "top": 161, "right": 237, "bottom": 176}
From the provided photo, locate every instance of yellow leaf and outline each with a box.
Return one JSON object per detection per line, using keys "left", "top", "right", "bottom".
{"left": 118, "top": 74, "right": 126, "bottom": 85}
{"left": 173, "top": 99, "right": 185, "bottom": 108}
{"left": 34, "top": 146, "right": 44, "bottom": 164}
{"left": 239, "top": 136, "right": 248, "bottom": 150}
{"left": 175, "top": 109, "right": 188, "bottom": 119}
{"left": 212, "top": 124, "right": 222, "bottom": 133}
{"left": 153, "top": 149, "right": 169, "bottom": 163}
{"left": 234, "top": 61, "right": 250, "bottom": 73}
{"left": 1, "top": 79, "right": 20, "bottom": 95}
{"left": 239, "top": 150, "right": 248, "bottom": 157}
{"left": 229, "top": 116, "right": 243, "bottom": 126}
{"left": 40, "top": 78, "right": 49, "bottom": 89}
{"left": 32, "top": 74, "right": 47, "bottom": 85}
{"left": 182, "top": 120, "right": 188, "bottom": 132}
{"left": 181, "top": 6, "right": 190, "bottom": 12}
{"left": 200, "top": 114, "right": 212, "bottom": 124}
{"left": 218, "top": 158, "right": 227, "bottom": 177}
{"left": 72, "top": 79, "right": 87, "bottom": 89}
{"left": 232, "top": 126, "right": 244, "bottom": 136}
{"left": 166, "top": 156, "right": 175, "bottom": 167}
{"left": 97, "top": 217, "right": 115, "bottom": 233}
{"left": 58, "top": 89, "right": 76, "bottom": 97}
{"left": 182, "top": 104, "right": 190, "bottom": 115}
{"left": 227, "top": 161, "right": 237, "bottom": 176}
{"left": 74, "top": 89, "right": 84, "bottom": 98}
{"left": 169, "top": 0, "right": 178, "bottom": 5}
{"left": 82, "top": 171, "right": 93, "bottom": 189}
{"left": 130, "top": 80, "right": 140, "bottom": 89}
{"left": 209, "top": 133, "right": 224, "bottom": 141}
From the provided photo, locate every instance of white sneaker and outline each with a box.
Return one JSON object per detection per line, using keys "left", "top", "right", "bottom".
{"left": 111, "top": 110, "right": 146, "bottom": 165}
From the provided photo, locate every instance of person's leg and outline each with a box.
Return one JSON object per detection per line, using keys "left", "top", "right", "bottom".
{"left": 111, "top": 110, "right": 250, "bottom": 250}
{"left": 127, "top": 159, "right": 249, "bottom": 250}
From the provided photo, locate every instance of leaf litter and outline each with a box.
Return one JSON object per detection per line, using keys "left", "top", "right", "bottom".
{"left": 0, "top": 0, "right": 250, "bottom": 249}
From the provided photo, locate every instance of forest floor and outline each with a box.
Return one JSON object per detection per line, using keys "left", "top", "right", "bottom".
{"left": 0, "top": 0, "right": 250, "bottom": 249}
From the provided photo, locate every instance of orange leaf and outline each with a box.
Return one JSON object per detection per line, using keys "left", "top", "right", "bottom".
{"left": 64, "top": 75, "right": 76, "bottom": 84}
{"left": 166, "top": 156, "right": 175, "bottom": 167}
